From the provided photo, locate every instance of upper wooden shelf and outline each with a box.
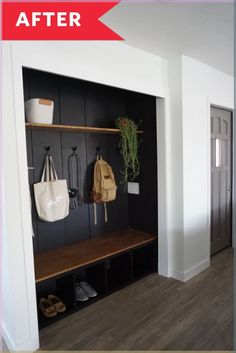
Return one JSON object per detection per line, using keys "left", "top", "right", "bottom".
{"left": 34, "top": 228, "right": 156, "bottom": 283}
{"left": 26, "top": 122, "right": 143, "bottom": 135}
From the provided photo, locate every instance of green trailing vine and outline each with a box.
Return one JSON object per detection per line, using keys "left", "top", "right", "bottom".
{"left": 115, "top": 117, "right": 140, "bottom": 185}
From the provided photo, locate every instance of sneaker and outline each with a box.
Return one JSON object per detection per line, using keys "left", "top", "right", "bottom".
{"left": 75, "top": 283, "right": 89, "bottom": 302}
{"left": 80, "top": 281, "right": 97, "bottom": 298}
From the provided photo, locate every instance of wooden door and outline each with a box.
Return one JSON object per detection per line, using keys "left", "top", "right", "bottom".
{"left": 211, "top": 107, "right": 232, "bottom": 255}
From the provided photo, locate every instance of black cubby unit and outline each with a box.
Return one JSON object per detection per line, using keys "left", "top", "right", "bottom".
{"left": 36, "top": 239, "right": 157, "bottom": 329}
{"left": 74, "top": 268, "right": 86, "bottom": 285}
{"left": 133, "top": 242, "right": 157, "bottom": 279}
{"left": 86, "top": 262, "right": 107, "bottom": 296}
{"left": 107, "top": 252, "right": 132, "bottom": 291}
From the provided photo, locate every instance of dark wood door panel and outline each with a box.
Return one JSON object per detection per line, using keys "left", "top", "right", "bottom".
{"left": 211, "top": 107, "right": 232, "bottom": 255}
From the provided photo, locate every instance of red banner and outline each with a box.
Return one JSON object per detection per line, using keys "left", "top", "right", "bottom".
{"left": 2, "top": 2, "right": 123, "bottom": 40}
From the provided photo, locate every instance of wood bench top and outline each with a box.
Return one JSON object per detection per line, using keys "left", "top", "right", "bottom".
{"left": 34, "top": 228, "right": 156, "bottom": 283}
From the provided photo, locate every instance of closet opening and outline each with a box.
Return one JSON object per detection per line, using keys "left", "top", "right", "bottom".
{"left": 23, "top": 67, "right": 158, "bottom": 329}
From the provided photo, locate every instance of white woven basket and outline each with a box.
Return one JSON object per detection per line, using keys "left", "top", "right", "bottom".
{"left": 25, "top": 98, "right": 54, "bottom": 124}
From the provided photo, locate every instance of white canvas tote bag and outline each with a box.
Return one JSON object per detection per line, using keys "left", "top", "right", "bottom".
{"left": 34, "top": 155, "right": 69, "bottom": 222}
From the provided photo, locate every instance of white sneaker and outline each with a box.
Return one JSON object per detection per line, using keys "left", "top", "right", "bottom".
{"left": 80, "top": 281, "right": 97, "bottom": 298}
{"left": 75, "top": 283, "right": 89, "bottom": 301}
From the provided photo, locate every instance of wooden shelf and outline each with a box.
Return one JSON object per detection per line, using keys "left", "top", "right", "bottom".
{"left": 26, "top": 122, "right": 143, "bottom": 135}
{"left": 34, "top": 228, "right": 156, "bottom": 283}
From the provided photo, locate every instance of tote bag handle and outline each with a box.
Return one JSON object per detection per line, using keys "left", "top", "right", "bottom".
{"left": 49, "top": 155, "right": 58, "bottom": 181}
{"left": 41, "top": 155, "right": 58, "bottom": 182}
{"left": 41, "top": 155, "right": 50, "bottom": 182}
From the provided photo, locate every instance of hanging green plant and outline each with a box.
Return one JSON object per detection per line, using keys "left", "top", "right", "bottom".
{"left": 115, "top": 117, "right": 140, "bottom": 185}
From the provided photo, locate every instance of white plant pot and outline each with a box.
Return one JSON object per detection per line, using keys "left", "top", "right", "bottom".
{"left": 25, "top": 98, "right": 54, "bottom": 124}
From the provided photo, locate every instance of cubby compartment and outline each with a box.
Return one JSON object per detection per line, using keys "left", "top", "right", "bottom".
{"left": 86, "top": 262, "right": 106, "bottom": 296}
{"left": 36, "top": 279, "right": 57, "bottom": 302}
{"left": 133, "top": 243, "right": 157, "bottom": 279}
{"left": 56, "top": 274, "right": 75, "bottom": 306}
{"left": 107, "top": 252, "right": 132, "bottom": 291}
{"left": 36, "top": 274, "right": 74, "bottom": 328}
{"left": 74, "top": 268, "right": 86, "bottom": 285}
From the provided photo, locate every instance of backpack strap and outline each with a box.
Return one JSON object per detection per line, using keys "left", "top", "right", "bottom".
{"left": 93, "top": 203, "right": 97, "bottom": 225}
{"left": 96, "top": 154, "right": 103, "bottom": 161}
{"left": 104, "top": 203, "right": 108, "bottom": 223}
{"left": 93, "top": 203, "right": 108, "bottom": 225}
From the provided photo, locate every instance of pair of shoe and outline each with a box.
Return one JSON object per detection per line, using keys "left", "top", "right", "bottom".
{"left": 39, "top": 294, "right": 66, "bottom": 318}
{"left": 75, "top": 281, "right": 97, "bottom": 302}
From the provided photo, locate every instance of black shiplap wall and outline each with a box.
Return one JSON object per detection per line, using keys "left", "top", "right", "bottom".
{"left": 23, "top": 68, "right": 157, "bottom": 254}
{"left": 126, "top": 92, "right": 158, "bottom": 235}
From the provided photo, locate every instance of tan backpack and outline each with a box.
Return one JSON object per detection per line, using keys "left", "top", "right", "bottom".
{"left": 91, "top": 156, "right": 117, "bottom": 225}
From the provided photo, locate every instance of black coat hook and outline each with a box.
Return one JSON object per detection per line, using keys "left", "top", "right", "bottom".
{"left": 71, "top": 146, "right": 77, "bottom": 154}
{"left": 44, "top": 146, "right": 51, "bottom": 155}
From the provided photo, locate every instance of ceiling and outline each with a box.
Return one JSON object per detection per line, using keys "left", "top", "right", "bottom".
{"left": 103, "top": 2, "right": 234, "bottom": 75}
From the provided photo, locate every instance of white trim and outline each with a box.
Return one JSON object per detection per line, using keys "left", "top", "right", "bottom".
{"left": 206, "top": 97, "right": 212, "bottom": 262}
{"left": 183, "top": 258, "right": 210, "bottom": 282}
{"left": 171, "top": 257, "right": 210, "bottom": 282}
{"left": 171, "top": 270, "right": 185, "bottom": 282}
{"left": 12, "top": 46, "right": 40, "bottom": 350}
{"left": 11, "top": 42, "right": 167, "bottom": 98}
{"left": 3, "top": 43, "right": 39, "bottom": 352}
{"left": 1, "top": 322, "right": 39, "bottom": 352}
{"left": 156, "top": 95, "right": 171, "bottom": 277}
{"left": 1, "top": 324, "right": 14, "bottom": 352}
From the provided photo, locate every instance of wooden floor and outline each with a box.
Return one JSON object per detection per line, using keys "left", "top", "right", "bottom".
{"left": 39, "top": 247, "right": 233, "bottom": 350}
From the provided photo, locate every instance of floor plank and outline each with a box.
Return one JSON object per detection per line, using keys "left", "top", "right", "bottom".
{"left": 39, "top": 247, "right": 233, "bottom": 350}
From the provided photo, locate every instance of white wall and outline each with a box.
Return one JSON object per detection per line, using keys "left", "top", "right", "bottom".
{"left": 168, "top": 55, "right": 234, "bottom": 281}
{"left": 2, "top": 41, "right": 169, "bottom": 351}
{"left": 167, "top": 56, "right": 184, "bottom": 278}
{"left": 182, "top": 55, "right": 234, "bottom": 279}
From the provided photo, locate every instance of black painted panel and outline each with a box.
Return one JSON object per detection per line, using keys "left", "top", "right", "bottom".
{"left": 59, "top": 76, "right": 85, "bottom": 126}
{"left": 59, "top": 75, "right": 89, "bottom": 244}
{"left": 23, "top": 68, "right": 157, "bottom": 255}
{"left": 61, "top": 132, "right": 90, "bottom": 244}
{"left": 22, "top": 68, "right": 30, "bottom": 100}
{"left": 107, "top": 135, "right": 128, "bottom": 232}
{"left": 106, "top": 87, "right": 126, "bottom": 126}
{"left": 84, "top": 83, "right": 108, "bottom": 127}
{"left": 126, "top": 93, "right": 158, "bottom": 235}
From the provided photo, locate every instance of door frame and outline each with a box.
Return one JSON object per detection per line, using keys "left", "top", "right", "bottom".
{"left": 208, "top": 102, "right": 234, "bottom": 257}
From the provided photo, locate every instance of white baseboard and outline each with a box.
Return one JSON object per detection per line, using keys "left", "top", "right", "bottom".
{"left": 171, "top": 257, "right": 210, "bottom": 282}
{"left": 171, "top": 269, "right": 185, "bottom": 282}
